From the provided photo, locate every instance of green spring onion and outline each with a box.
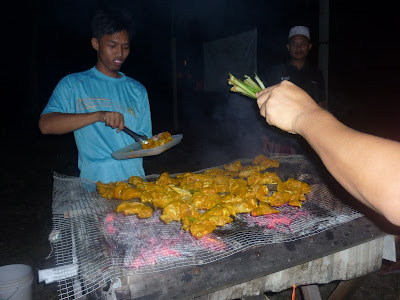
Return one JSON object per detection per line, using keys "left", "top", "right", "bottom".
{"left": 227, "top": 73, "right": 265, "bottom": 99}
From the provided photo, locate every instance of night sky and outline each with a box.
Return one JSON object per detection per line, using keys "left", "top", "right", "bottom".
{"left": 4, "top": 0, "right": 400, "bottom": 146}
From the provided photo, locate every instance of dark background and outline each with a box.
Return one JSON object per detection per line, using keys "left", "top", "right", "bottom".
{"left": 1, "top": 1, "right": 400, "bottom": 296}
{"left": 5, "top": 0, "right": 400, "bottom": 146}
{"left": 4, "top": 0, "right": 400, "bottom": 155}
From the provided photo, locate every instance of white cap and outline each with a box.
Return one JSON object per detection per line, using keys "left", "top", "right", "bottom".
{"left": 288, "top": 26, "right": 310, "bottom": 40}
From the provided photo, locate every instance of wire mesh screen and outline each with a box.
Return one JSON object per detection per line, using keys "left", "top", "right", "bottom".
{"left": 50, "top": 155, "right": 363, "bottom": 300}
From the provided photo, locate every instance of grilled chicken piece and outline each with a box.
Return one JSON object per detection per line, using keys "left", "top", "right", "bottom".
{"left": 251, "top": 203, "right": 280, "bottom": 216}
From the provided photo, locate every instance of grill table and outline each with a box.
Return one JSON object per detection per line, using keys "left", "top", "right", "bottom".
{"left": 38, "top": 155, "right": 395, "bottom": 300}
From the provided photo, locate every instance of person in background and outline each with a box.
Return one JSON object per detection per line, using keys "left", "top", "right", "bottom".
{"left": 39, "top": 9, "right": 153, "bottom": 183}
{"left": 262, "top": 25, "right": 326, "bottom": 106}
{"left": 256, "top": 80, "right": 400, "bottom": 226}
{"left": 259, "top": 26, "right": 326, "bottom": 156}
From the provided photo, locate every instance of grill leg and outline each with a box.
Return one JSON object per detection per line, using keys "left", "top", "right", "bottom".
{"left": 326, "top": 277, "right": 367, "bottom": 300}
{"left": 301, "top": 284, "right": 322, "bottom": 300}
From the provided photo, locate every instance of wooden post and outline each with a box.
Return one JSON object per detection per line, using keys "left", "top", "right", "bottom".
{"left": 171, "top": 0, "right": 178, "bottom": 131}
{"left": 301, "top": 285, "right": 322, "bottom": 300}
{"left": 319, "top": 0, "right": 329, "bottom": 107}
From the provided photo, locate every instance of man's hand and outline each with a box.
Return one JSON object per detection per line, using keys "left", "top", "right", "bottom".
{"left": 98, "top": 111, "right": 125, "bottom": 132}
{"left": 256, "top": 80, "right": 320, "bottom": 134}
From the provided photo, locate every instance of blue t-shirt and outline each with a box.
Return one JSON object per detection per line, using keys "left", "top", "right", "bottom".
{"left": 42, "top": 67, "right": 153, "bottom": 183}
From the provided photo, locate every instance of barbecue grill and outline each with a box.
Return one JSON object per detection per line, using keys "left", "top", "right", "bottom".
{"left": 38, "top": 155, "right": 384, "bottom": 300}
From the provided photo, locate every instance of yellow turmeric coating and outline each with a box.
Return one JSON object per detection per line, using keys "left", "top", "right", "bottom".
{"left": 97, "top": 155, "right": 311, "bottom": 238}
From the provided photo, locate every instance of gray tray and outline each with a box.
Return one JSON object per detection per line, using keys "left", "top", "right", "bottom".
{"left": 111, "top": 134, "right": 183, "bottom": 159}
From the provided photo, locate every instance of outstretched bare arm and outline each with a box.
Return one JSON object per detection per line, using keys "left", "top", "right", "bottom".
{"left": 256, "top": 80, "right": 400, "bottom": 226}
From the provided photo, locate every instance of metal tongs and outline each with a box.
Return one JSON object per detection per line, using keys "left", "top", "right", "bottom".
{"left": 122, "top": 127, "right": 150, "bottom": 145}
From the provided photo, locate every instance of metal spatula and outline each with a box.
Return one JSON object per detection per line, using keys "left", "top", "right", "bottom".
{"left": 122, "top": 127, "right": 149, "bottom": 145}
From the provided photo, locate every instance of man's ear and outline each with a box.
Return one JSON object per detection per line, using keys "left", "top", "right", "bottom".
{"left": 91, "top": 37, "right": 99, "bottom": 51}
{"left": 286, "top": 44, "right": 290, "bottom": 52}
{"left": 308, "top": 43, "right": 312, "bottom": 51}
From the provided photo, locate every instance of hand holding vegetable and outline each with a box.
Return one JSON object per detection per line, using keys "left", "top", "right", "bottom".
{"left": 256, "top": 80, "right": 320, "bottom": 134}
{"left": 227, "top": 73, "right": 265, "bottom": 99}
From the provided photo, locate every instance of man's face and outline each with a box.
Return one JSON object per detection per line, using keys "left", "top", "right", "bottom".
{"left": 91, "top": 30, "right": 131, "bottom": 78}
{"left": 287, "top": 35, "right": 311, "bottom": 60}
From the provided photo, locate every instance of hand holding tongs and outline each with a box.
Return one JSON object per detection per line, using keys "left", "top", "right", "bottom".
{"left": 122, "top": 127, "right": 149, "bottom": 145}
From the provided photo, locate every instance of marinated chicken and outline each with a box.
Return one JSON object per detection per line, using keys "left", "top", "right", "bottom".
{"left": 97, "top": 155, "right": 311, "bottom": 238}
{"left": 97, "top": 181, "right": 142, "bottom": 200}
{"left": 116, "top": 201, "right": 153, "bottom": 218}
{"left": 251, "top": 203, "right": 280, "bottom": 216}
{"left": 252, "top": 154, "right": 280, "bottom": 170}
{"left": 142, "top": 131, "right": 173, "bottom": 149}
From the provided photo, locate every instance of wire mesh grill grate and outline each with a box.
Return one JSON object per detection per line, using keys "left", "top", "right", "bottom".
{"left": 49, "top": 155, "right": 362, "bottom": 300}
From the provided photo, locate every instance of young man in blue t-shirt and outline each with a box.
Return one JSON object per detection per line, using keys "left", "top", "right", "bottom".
{"left": 39, "top": 9, "right": 153, "bottom": 183}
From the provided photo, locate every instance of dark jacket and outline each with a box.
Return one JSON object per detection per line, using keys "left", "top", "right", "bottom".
{"left": 261, "top": 61, "right": 326, "bottom": 103}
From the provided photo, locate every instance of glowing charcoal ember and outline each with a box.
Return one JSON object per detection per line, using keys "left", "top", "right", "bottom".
{"left": 129, "top": 246, "right": 182, "bottom": 269}
{"left": 198, "top": 236, "right": 227, "bottom": 251}
{"left": 246, "top": 204, "right": 312, "bottom": 232}
{"left": 264, "top": 216, "right": 292, "bottom": 229}
{"left": 103, "top": 211, "right": 228, "bottom": 270}
{"left": 105, "top": 214, "right": 118, "bottom": 234}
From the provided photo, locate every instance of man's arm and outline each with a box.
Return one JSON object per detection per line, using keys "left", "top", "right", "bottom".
{"left": 256, "top": 80, "right": 400, "bottom": 226}
{"left": 38, "top": 111, "right": 126, "bottom": 134}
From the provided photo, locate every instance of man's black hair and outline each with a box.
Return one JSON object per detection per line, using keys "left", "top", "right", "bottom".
{"left": 91, "top": 9, "right": 134, "bottom": 40}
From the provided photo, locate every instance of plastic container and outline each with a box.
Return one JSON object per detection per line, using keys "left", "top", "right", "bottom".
{"left": 112, "top": 134, "right": 183, "bottom": 160}
{"left": 0, "top": 264, "right": 33, "bottom": 300}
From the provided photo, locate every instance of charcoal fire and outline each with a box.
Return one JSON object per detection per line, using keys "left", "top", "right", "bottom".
{"left": 245, "top": 204, "right": 312, "bottom": 232}
{"left": 103, "top": 210, "right": 227, "bottom": 269}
